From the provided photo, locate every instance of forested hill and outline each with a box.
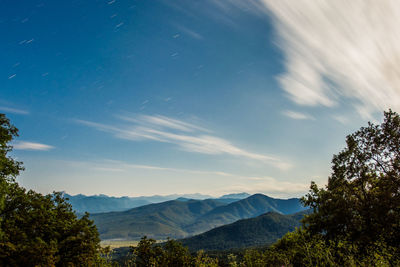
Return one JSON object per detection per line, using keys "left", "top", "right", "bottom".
{"left": 90, "top": 199, "right": 226, "bottom": 240}
{"left": 90, "top": 194, "right": 306, "bottom": 240}
{"left": 180, "top": 210, "right": 308, "bottom": 251}
{"left": 184, "top": 194, "right": 306, "bottom": 234}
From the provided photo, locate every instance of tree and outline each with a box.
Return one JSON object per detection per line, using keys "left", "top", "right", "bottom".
{"left": 128, "top": 236, "right": 219, "bottom": 267}
{"left": 0, "top": 113, "right": 105, "bottom": 266}
{"left": 130, "top": 236, "right": 163, "bottom": 266}
{"left": 302, "top": 110, "right": 400, "bottom": 255}
{"left": 0, "top": 114, "right": 23, "bottom": 182}
{"left": 0, "top": 114, "right": 23, "bottom": 241}
{"left": 130, "top": 237, "right": 193, "bottom": 267}
{"left": 160, "top": 239, "right": 192, "bottom": 267}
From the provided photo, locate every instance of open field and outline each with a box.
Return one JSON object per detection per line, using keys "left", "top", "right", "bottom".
{"left": 100, "top": 240, "right": 139, "bottom": 249}
{"left": 100, "top": 239, "right": 167, "bottom": 249}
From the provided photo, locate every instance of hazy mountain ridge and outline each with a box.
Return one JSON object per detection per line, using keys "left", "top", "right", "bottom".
{"left": 184, "top": 194, "right": 305, "bottom": 234}
{"left": 90, "top": 199, "right": 226, "bottom": 240}
{"left": 64, "top": 192, "right": 249, "bottom": 213}
{"left": 64, "top": 192, "right": 214, "bottom": 213}
{"left": 90, "top": 194, "right": 306, "bottom": 240}
{"left": 180, "top": 210, "right": 309, "bottom": 251}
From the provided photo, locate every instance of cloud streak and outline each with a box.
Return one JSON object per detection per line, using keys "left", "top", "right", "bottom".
{"left": 0, "top": 106, "right": 29, "bottom": 115}
{"left": 282, "top": 110, "right": 314, "bottom": 120}
{"left": 88, "top": 159, "right": 234, "bottom": 177}
{"left": 262, "top": 0, "right": 400, "bottom": 119}
{"left": 13, "top": 141, "right": 54, "bottom": 151}
{"left": 75, "top": 114, "right": 290, "bottom": 169}
{"left": 174, "top": 24, "right": 204, "bottom": 40}
{"left": 61, "top": 159, "right": 306, "bottom": 197}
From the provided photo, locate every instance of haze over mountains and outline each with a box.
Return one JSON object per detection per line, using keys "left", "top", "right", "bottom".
{"left": 64, "top": 192, "right": 248, "bottom": 213}
{"left": 87, "top": 193, "right": 306, "bottom": 240}
{"left": 180, "top": 210, "right": 308, "bottom": 251}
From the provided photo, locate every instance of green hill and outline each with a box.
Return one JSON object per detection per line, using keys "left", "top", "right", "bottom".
{"left": 180, "top": 211, "right": 308, "bottom": 251}
{"left": 90, "top": 199, "right": 225, "bottom": 240}
{"left": 184, "top": 194, "right": 306, "bottom": 234}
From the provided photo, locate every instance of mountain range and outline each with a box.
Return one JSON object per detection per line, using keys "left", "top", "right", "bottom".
{"left": 64, "top": 192, "right": 250, "bottom": 213}
{"left": 64, "top": 193, "right": 213, "bottom": 213}
{"left": 89, "top": 194, "right": 306, "bottom": 240}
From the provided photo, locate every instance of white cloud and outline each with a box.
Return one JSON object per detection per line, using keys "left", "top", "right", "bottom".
{"left": 56, "top": 159, "right": 240, "bottom": 178}
{"left": 13, "top": 141, "right": 54, "bottom": 151}
{"left": 0, "top": 106, "right": 29, "bottom": 115}
{"left": 282, "top": 110, "right": 314, "bottom": 120}
{"left": 76, "top": 114, "right": 291, "bottom": 170}
{"left": 332, "top": 115, "right": 350, "bottom": 125}
{"left": 118, "top": 114, "right": 209, "bottom": 133}
{"left": 174, "top": 24, "right": 204, "bottom": 40}
{"left": 262, "top": 0, "right": 400, "bottom": 119}
{"left": 57, "top": 159, "right": 304, "bottom": 197}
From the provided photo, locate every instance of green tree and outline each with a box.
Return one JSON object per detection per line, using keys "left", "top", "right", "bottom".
{"left": 160, "top": 239, "right": 191, "bottom": 267}
{"left": 192, "top": 250, "right": 218, "bottom": 267}
{"left": 131, "top": 236, "right": 163, "bottom": 266}
{"left": 302, "top": 110, "right": 400, "bottom": 258}
{"left": 0, "top": 113, "right": 105, "bottom": 266}
{"left": 129, "top": 236, "right": 219, "bottom": 267}
{"left": 0, "top": 114, "right": 24, "bottom": 240}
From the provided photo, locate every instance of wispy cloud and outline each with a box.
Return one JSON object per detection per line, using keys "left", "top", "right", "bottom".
{"left": 207, "top": 0, "right": 267, "bottom": 17}
{"left": 118, "top": 114, "right": 210, "bottom": 133}
{"left": 0, "top": 106, "right": 29, "bottom": 115}
{"left": 174, "top": 24, "right": 204, "bottom": 40}
{"left": 13, "top": 141, "right": 54, "bottom": 151}
{"left": 86, "top": 159, "right": 234, "bottom": 177}
{"left": 75, "top": 114, "right": 291, "bottom": 169}
{"left": 59, "top": 159, "right": 305, "bottom": 197}
{"left": 262, "top": 1, "right": 400, "bottom": 119}
{"left": 282, "top": 110, "right": 314, "bottom": 120}
{"left": 332, "top": 115, "right": 350, "bottom": 125}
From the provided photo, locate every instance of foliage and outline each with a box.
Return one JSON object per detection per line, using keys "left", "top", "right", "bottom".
{"left": 302, "top": 110, "right": 400, "bottom": 253}
{"left": 231, "top": 227, "right": 400, "bottom": 267}
{"left": 0, "top": 113, "right": 106, "bottom": 266}
{"left": 192, "top": 250, "right": 218, "bottom": 267}
{"left": 125, "top": 236, "right": 218, "bottom": 267}
{"left": 0, "top": 114, "right": 24, "bottom": 240}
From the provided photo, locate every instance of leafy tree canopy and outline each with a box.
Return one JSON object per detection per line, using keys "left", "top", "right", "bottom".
{"left": 0, "top": 113, "right": 107, "bottom": 266}
{"left": 126, "top": 236, "right": 218, "bottom": 267}
{"left": 302, "top": 110, "right": 400, "bottom": 251}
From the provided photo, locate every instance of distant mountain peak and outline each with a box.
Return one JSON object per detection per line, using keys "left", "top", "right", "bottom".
{"left": 219, "top": 192, "right": 250, "bottom": 199}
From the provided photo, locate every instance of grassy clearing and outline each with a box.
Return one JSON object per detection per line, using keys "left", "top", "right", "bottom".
{"left": 101, "top": 239, "right": 167, "bottom": 249}
{"left": 100, "top": 240, "right": 139, "bottom": 249}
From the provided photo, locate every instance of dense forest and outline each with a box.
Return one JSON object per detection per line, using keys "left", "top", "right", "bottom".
{"left": 1, "top": 110, "right": 400, "bottom": 266}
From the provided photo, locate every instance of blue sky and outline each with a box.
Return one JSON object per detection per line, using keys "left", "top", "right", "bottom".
{"left": 1, "top": 0, "right": 398, "bottom": 197}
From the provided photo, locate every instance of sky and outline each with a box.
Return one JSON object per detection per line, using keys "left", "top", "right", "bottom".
{"left": 1, "top": 0, "right": 399, "bottom": 198}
